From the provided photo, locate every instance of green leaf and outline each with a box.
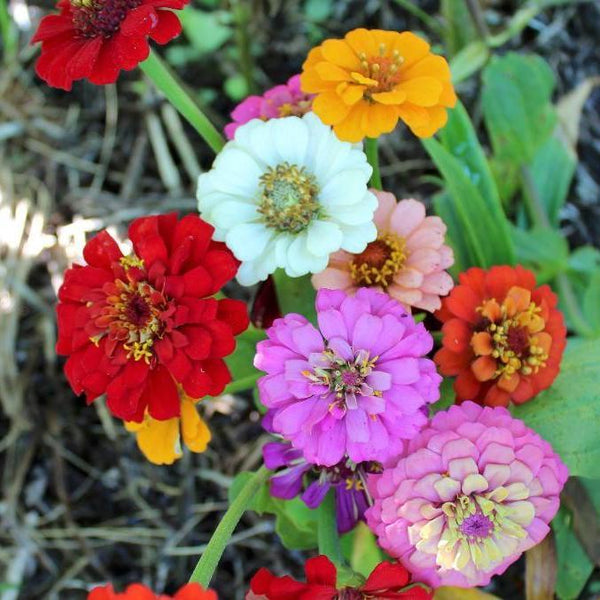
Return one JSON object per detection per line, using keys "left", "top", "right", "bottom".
{"left": 179, "top": 8, "right": 232, "bottom": 55}
{"left": 511, "top": 339, "right": 600, "bottom": 478}
{"left": 304, "top": 0, "right": 333, "bottom": 22}
{"left": 229, "top": 472, "right": 319, "bottom": 550}
{"left": 432, "top": 192, "right": 468, "bottom": 276}
{"left": 224, "top": 74, "right": 249, "bottom": 101}
{"left": 422, "top": 137, "right": 515, "bottom": 269}
{"left": 529, "top": 136, "right": 576, "bottom": 227}
{"left": 449, "top": 41, "right": 490, "bottom": 84}
{"left": 582, "top": 272, "right": 600, "bottom": 335}
{"left": 341, "top": 522, "right": 385, "bottom": 580}
{"left": 483, "top": 53, "right": 556, "bottom": 165}
{"left": 224, "top": 325, "right": 265, "bottom": 394}
{"left": 511, "top": 226, "right": 569, "bottom": 283}
{"left": 272, "top": 270, "right": 317, "bottom": 325}
{"left": 553, "top": 506, "right": 594, "bottom": 600}
{"left": 440, "top": 0, "right": 478, "bottom": 56}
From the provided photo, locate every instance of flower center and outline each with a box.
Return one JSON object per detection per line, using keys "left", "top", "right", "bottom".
{"left": 335, "top": 590, "right": 364, "bottom": 600}
{"left": 350, "top": 233, "right": 406, "bottom": 288}
{"left": 257, "top": 162, "right": 321, "bottom": 233}
{"left": 277, "top": 99, "right": 313, "bottom": 118}
{"left": 88, "top": 255, "right": 174, "bottom": 363}
{"left": 353, "top": 44, "right": 404, "bottom": 96}
{"left": 70, "top": 0, "right": 143, "bottom": 38}
{"left": 460, "top": 513, "right": 494, "bottom": 539}
{"left": 471, "top": 286, "right": 551, "bottom": 382}
{"left": 303, "top": 348, "right": 382, "bottom": 416}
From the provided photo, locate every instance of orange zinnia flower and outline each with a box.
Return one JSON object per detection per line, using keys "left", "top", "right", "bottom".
{"left": 301, "top": 28, "right": 456, "bottom": 142}
{"left": 89, "top": 582, "right": 217, "bottom": 599}
{"left": 434, "top": 266, "right": 566, "bottom": 407}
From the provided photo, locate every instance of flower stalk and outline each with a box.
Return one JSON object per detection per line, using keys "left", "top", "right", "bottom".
{"left": 189, "top": 465, "right": 271, "bottom": 587}
{"left": 364, "top": 137, "right": 382, "bottom": 190}
{"left": 140, "top": 50, "right": 225, "bottom": 154}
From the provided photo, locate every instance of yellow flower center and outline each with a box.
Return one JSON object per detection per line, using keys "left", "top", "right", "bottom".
{"left": 353, "top": 44, "right": 404, "bottom": 95}
{"left": 349, "top": 233, "right": 406, "bottom": 288}
{"left": 471, "top": 286, "right": 550, "bottom": 383}
{"left": 257, "top": 163, "right": 321, "bottom": 233}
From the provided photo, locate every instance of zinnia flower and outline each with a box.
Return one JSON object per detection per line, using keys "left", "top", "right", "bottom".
{"left": 366, "top": 401, "right": 568, "bottom": 588}
{"left": 56, "top": 213, "right": 249, "bottom": 422}
{"left": 125, "top": 391, "right": 210, "bottom": 465}
{"left": 225, "top": 75, "right": 314, "bottom": 139}
{"left": 254, "top": 287, "right": 441, "bottom": 467}
{"left": 312, "top": 192, "right": 454, "bottom": 312}
{"left": 32, "top": 0, "right": 188, "bottom": 91}
{"left": 301, "top": 28, "right": 457, "bottom": 142}
{"left": 434, "top": 265, "right": 566, "bottom": 407}
{"left": 247, "top": 555, "right": 432, "bottom": 599}
{"left": 89, "top": 583, "right": 217, "bottom": 599}
{"left": 197, "top": 112, "right": 377, "bottom": 286}
{"left": 263, "top": 440, "right": 381, "bottom": 533}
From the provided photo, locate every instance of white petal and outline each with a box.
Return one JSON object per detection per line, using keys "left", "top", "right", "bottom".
{"left": 319, "top": 169, "right": 370, "bottom": 207}
{"left": 226, "top": 223, "right": 273, "bottom": 261}
{"left": 285, "top": 234, "right": 324, "bottom": 276}
{"left": 271, "top": 116, "right": 309, "bottom": 166}
{"left": 340, "top": 221, "right": 377, "bottom": 253}
{"left": 210, "top": 146, "right": 263, "bottom": 196}
{"left": 306, "top": 220, "right": 343, "bottom": 256}
{"left": 208, "top": 200, "right": 258, "bottom": 230}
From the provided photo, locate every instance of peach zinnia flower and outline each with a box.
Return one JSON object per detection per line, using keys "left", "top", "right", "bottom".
{"left": 435, "top": 266, "right": 567, "bottom": 407}
{"left": 312, "top": 191, "right": 454, "bottom": 312}
{"left": 301, "top": 28, "right": 456, "bottom": 142}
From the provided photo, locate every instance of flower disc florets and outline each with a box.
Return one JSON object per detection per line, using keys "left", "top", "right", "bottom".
{"left": 197, "top": 113, "right": 378, "bottom": 286}
{"left": 56, "top": 213, "right": 249, "bottom": 422}
{"left": 366, "top": 401, "right": 568, "bottom": 587}
{"left": 254, "top": 288, "right": 441, "bottom": 467}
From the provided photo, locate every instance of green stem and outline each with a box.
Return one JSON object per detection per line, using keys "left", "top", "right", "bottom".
{"left": 0, "top": 0, "right": 17, "bottom": 62}
{"left": 364, "top": 138, "right": 382, "bottom": 191}
{"left": 189, "top": 465, "right": 270, "bottom": 587}
{"left": 232, "top": 0, "right": 256, "bottom": 95}
{"left": 520, "top": 166, "right": 593, "bottom": 337}
{"left": 317, "top": 490, "right": 344, "bottom": 565}
{"left": 140, "top": 49, "right": 225, "bottom": 154}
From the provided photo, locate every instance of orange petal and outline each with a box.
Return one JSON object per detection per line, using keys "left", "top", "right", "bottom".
{"left": 351, "top": 71, "right": 378, "bottom": 86}
{"left": 442, "top": 318, "right": 472, "bottom": 353}
{"left": 483, "top": 385, "right": 510, "bottom": 407}
{"left": 497, "top": 372, "right": 520, "bottom": 392}
{"left": 480, "top": 298, "right": 502, "bottom": 322}
{"left": 181, "top": 398, "right": 211, "bottom": 454}
{"left": 371, "top": 89, "right": 407, "bottom": 105}
{"left": 133, "top": 416, "right": 181, "bottom": 465}
{"left": 397, "top": 76, "right": 443, "bottom": 107}
{"left": 336, "top": 81, "right": 365, "bottom": 105}
{"left": 345, "top": 28, "right": 378, "bottom": 56}
{"left": 321, "top": 38, "right": 361, "bottom": 71}
{"left": 403, "top": 54, "right": 452, "bottom": 82}
{"left": 361, "top": 103, "right": 399, "bottom": 138}
{"left": 471, "top": 331, "right": 494, "bottom": 356}
{"left": 471, "top": 356, "right": 497, "bottom": 382}
{"left": 409, "top": 105, "right": 449, "bottom": 138}
{"left": 532, "top": 331, "right": 553, "bottom": 354}
{"left": 315, "top": 61, "right": 350, "bottom": 82}
{"left": 505, "top": 286, "right": 531, "bottom": 315}
{"left": 393, "top": 31, "right": 430, "bottom": 68}
{"left": 333, "top": 102, "right": 369, "bottom": 143}
{"left": 434, "top": 347, "right": 471, "bottom": 376}
{"left": 312, "top": 91, "right": 351, "bottom": 125}
{"left": 455, "top": 369, "right": 481, "bottom": 401}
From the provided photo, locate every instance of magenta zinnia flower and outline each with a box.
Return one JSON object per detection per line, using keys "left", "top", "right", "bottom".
{"left": 366, "top": 401, "right": 568, "bottom": 588}
{"left": 254, "top": 288, "right": 441, "bottom": 467}
{"left": 224, "top": 74, "right": 314, "bottom": 139}
{"left": 312, "top": 192, "right": 454, "bottom": 312}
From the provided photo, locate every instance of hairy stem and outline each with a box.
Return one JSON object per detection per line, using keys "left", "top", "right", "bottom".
{"left": 365, "top": 137, "right": 383, "bottom": 191}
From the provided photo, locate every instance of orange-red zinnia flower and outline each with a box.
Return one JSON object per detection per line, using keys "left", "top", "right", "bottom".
{"left": 89, "top": 583, "right": 217, "bottom": 599}
{"left": 301, "top": 28, "right": 456, "bottom": 142}
{"left": 57, "top": 213, "right": 249, "bottom": 423}
{"left": 434, "top": 266, "right": 566, "bottom": 407}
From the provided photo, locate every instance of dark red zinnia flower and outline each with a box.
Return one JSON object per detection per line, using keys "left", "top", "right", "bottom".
{"left": 32, "top": 0, "right": 188, "bottom": 90}
{"left": 57, "top": 213, "right": 248, "bottom": 422}
{"left": 434, "top": 265, "right": 566, "bottom": 407}
{"left": 246, "top": 555, "right": 432, "bottom": 600}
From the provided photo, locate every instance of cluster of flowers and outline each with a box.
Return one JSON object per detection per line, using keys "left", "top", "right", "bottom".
{"left": 35, "top": 0, "right": 570, "bottom": 594}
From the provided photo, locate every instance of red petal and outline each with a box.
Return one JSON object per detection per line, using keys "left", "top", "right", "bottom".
{"left": 87, "top": 38, "right": 121, "bottom": 85}
{"left": 121, "top": 4, "right": 158, "bottom": 37}
{"left": 66, "top": 36, "right": 103, "bottom": 80}
{"left": 304, "top": 556, "right": 337, "bottom": 587}
{"left": 87, "top": 585, "right": 115, "bottom": 600}
{"left": 183, "top": 265, "right": 214, "bottom": 297}
{"left": 217, "top": 298, "right": 249, "bottom": 336}
{"left": 182, "top": 326, "right": 212, "bottom": 360}
{"left": 204, "top": 320, "right": 235, "bottom": 358}
{"left": 362, "top": 561, "right": 409, "bottom": 592}
{"left": 444, "top": 285, "right": 480, "bottom": 323}
{"left": 202, "top": 249, "right": 239, "bottom": 293}
{"left": 144, "top": 365, "right": 180, "bottom": 419}
{"left": 485, "top": 265, "right": 518, "bottom": 300}
{"left": 129, "top": 215, "right": 169, "bottom": 267}
{"left": 149, "top": 9, "right": 182, "bottom": 44}
{"left": 83, "top": 230, "right": 123, "bottom": 269}
{"left": 31, "top": 13, "right": 74, "bottom": 42}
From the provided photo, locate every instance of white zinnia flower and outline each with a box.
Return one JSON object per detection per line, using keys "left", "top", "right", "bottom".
{"left": 197, "top": 112, "right": 377, "bottom": 286}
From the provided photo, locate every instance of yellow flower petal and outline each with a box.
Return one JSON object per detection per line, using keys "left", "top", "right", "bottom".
{"left": 361, "top": 102, "right": 399, "bottom": 138}
{"left": 321, "top": 38, "right": 360, "bottom": 71}
{"left": 350, "top": 71, "right": 378, "bottom": 87}
{"left": 345, "top": 28, "right": 378, "bottom": 56}
{"left": 397, "top": 76, "right": 443, "bottom": 107}
{"left": 371, "top": 89, "right": 407, "bottom": 105}
{"left": 315, "top": 61, "right": 351, "bottom": 82}
{"left": 181, "top": 398, "right": 211, "bottom": 453}
{"left": 336, "top": 81, "right": 365, "bottom": 105}
{"left": 312, "top": 91, "right": 351, "bottom": 125}
{"left": 394, "top": 31, "right": 431, "bottom": 68}
{"left": 134, "top": 416, "right": 182, "bottom": 466}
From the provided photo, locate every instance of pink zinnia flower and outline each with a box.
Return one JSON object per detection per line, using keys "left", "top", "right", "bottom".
{"left": 254, "top": 288, "right": 441, "bottom": 467}
{"left": 366, "top": 401, "right": 568, "bottom": 588}
{"left": 312, "top": 191, "right": 454, "bottom": 313}
{"left": 224, "top": 74, "right": 314, "bottom": 139}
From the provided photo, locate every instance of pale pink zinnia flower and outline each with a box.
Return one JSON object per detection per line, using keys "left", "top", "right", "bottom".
{"left": 312, "top": 191, "right": 454, "bottom": 312}
{"left": 365, "top": 401, "right": 568, "bottom": 588}
{"left": 224, "top": 75, "right": 314, "bottom": 139}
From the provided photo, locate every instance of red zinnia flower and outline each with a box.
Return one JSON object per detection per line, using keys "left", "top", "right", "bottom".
{"left": 434, "top": 265, "right": 566, "bottom": 407}
{"left": 89, "top": 582, "right": 217, "bottom": 599}
{"left": 246, "top": 555, "right": 432, "bottom": 599}
{"left": 57, "top": 213, "right": 248, "bottom": 422}
{"left": 32, "top": 0, "right": 188, "bottom": 90}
